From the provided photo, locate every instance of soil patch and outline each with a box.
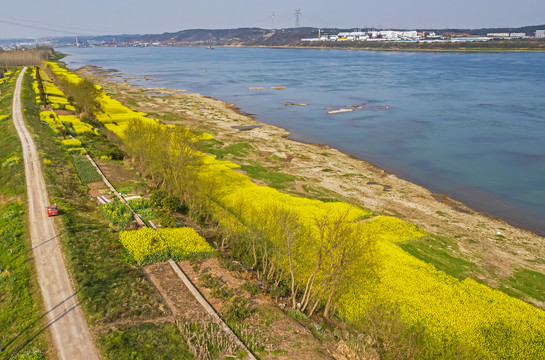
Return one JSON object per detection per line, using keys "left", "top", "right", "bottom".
{"left": 144, "top": 262, "right": 209, "bottom": 322}
{"left": 95, "top": 160, "right": 140, "bottom": 183}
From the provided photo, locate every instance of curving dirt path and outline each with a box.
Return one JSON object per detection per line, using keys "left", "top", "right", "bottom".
{"left": 12, "top": 68, "right": 100, "bottom": 359}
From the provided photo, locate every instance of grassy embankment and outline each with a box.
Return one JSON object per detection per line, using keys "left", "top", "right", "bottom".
{"left": 0, "top": 70, "right": 49, "bottom": 360}
{"left": 21, "top": 68, "right": 195, "bottom": 359}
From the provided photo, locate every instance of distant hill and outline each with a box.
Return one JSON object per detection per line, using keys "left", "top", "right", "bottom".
{"left": 5, "top": 24, "right": 543, "bottom": 47}
{"left": 121, "top": 24, "right": 545, "bottom": 46}
{"left": 133, "top": 27, "right": 322, "bottom": 46}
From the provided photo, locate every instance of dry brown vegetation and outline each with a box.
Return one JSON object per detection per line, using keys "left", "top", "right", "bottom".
{"left": 0, "top": 48, "right": 53, "bottom": 66}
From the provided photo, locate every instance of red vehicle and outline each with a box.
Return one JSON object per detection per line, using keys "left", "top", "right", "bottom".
{"left": 47, "top": 204, "right": 58, "bottom": 217}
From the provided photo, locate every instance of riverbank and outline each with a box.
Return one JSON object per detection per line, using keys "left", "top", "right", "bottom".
{"left": 77, "top": 65, "right": 544, "bottom": 306}
{"left": 241, "top": 44, "right": 545, "bottom": 53}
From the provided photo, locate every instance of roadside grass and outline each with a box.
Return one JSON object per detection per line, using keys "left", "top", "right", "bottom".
{"left": 500, "top": 268, "right": 545, "bottom": 303}
{"left": 240, "top": 162, "right": 296, "bottom": 190}
{"left": 0, "top": 70, "right": 49, "bottom": 359}
{"left": 22, "top": 69, "right": 168, "bottom": 323}
{"left": 0, "top": 203, "right": 49, "bottom": 359}
{"left": 99, "top": 323, "right": 194, "bottom": 360}
{"left": 398, "top": 235, "right": 478, "bottom": 281}
{"left": 0, "top": 74, "right": 25, "bottom": 196}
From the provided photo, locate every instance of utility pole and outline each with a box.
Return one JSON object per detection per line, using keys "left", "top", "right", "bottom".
{"left": 294, "top": 9, "right": 302, "bottom": 28}
{"left": 272, "top": 12, "right": 275, "bottom": 30}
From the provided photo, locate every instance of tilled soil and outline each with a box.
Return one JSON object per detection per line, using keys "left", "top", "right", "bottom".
{"left": 144, "top": 262, "right": 209, "bottom": 322}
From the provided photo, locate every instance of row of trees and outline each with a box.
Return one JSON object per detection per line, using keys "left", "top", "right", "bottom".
{"left": 222, "top": 204, "right": 377, "bottom": 318}
{"left": 123, "top": 119, "right": 204, "bottom": 209}
{"left": 44, "top": 65, "right": 100, "bottom": 116}
{"left": 121, "top": 117, "right": 378, "bottom": 318}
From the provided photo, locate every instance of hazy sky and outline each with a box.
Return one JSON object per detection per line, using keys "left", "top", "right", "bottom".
{"left": 1, "top": 0, "right": 544, "bottom": 39}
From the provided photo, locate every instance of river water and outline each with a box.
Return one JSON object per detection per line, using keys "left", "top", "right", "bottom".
{"left": 63, "top": 47, "right": 545, "bottom": 235}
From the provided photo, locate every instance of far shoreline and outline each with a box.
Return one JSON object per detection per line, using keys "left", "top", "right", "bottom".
{"left": 230, "top": 44, "right": 545, "bottom": 53}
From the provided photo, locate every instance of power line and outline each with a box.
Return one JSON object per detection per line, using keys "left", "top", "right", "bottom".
{"left": 0, "top": 15, "right": 105, "bottom": 34}
{"left": 0, "top": 18, "right": 95, "bottom": 36}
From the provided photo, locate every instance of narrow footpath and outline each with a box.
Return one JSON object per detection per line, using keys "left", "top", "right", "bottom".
{"left": 12, "top": 68, "right": 100, "bottom": 359}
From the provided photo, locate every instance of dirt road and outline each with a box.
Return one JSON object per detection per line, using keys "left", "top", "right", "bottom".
{"left": 12, "top": 68, "right": 99, "bottom": 359}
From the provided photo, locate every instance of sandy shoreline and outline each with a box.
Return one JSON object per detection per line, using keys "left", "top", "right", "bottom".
{"left": 77, "top": 65, "right": 544, "bottom": 306}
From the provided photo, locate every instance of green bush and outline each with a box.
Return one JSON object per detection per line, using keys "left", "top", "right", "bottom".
{"left": 270, "top": 282, "right": 290, "bottom": 299}
{"left": 218, "top": 252, "right": 243, "bottom": 271}
{"left": 150, "top": 189, "right": 168, "bottom": 207}
{"left": 150, "top": 189, "right": 180, "bottom": 210}
{"left": 155, "top": 207, "right": 176, "bottom": 228}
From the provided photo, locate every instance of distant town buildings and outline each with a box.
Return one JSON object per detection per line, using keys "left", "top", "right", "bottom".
{"left": 536, "top": 30, "right": 545, "bottom": 38}
{"left": 302, "top": 30, "right": 533, "bottom": 43}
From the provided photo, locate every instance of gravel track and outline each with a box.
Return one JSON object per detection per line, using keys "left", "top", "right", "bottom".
{"left": 12, "top": 68, "right": 99, "bottom": 360}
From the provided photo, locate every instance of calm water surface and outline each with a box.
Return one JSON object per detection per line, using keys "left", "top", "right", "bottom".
{"left": 64, "top": 47, "right": 545, "bottom": 235}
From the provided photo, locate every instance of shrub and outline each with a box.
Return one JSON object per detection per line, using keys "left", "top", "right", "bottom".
{"left": 155, "top": 207, "right": 176, "bottom": 228}
{"left": 288, "top": 310, "right": 310, "bottom": 321}
{"left": 150, "top": 189, "right": 168, "bottom": 207}
{"left": 150, "top": 189, "right": 179, "bottom": 210}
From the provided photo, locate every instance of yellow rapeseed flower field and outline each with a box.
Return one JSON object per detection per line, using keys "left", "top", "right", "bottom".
{"left": 120, "top": 227, "right": 215, "bottom": 265}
